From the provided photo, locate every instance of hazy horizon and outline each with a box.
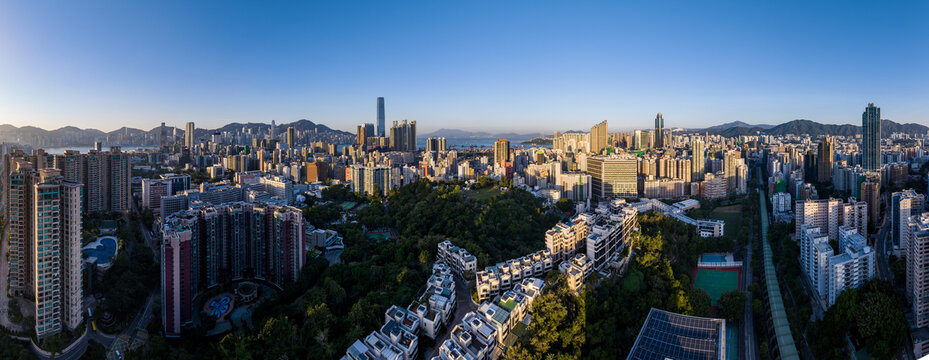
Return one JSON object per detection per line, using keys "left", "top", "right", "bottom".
{"left": 0, "top": 116, "right": 919, "bottom": 137}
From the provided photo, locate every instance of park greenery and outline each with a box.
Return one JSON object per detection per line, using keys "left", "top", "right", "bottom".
{"left": 554, "top": 197, "right": 575, "bottom": 213}
{"left": 6, "top": 299, "right": 22, "bottom": 323}
{"left": 0, "top": 327, "right": 30, "bottom": 360}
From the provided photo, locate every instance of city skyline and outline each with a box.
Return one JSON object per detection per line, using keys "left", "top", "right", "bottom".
{"left": 2, "top": 1, "right": 928, "bottom": 133}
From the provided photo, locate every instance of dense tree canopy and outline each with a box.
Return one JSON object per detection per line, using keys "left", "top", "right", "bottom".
{"left": 809, "top": 280, "right": 906, "bottom": 360}
{"left": 717, "top": 291, "right": 747, "bottom": 322}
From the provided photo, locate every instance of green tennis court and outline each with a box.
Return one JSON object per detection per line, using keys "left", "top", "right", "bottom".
{"left": 693, "top": 268, "right": 740, "bottom": 305}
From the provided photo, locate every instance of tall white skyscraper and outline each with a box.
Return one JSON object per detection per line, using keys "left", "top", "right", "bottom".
{"left": 185, "top": 121, "right": 195, "bottom": 149}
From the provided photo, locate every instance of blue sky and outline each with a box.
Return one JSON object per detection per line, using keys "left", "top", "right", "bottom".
{"left": 1, "top": 1, "right": 927, "bottom": 133}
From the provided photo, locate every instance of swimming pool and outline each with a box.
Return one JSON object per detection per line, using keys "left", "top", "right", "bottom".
{"left": 701, "top": 254, "right": 728, "bottom": 263}
{"left": 83, "top": 237, "right": 117, "bottom": 265}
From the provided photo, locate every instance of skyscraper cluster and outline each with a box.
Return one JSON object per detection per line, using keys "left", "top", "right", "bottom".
{"left": 425, "top": 137, "right": 447, "bottom": 153}
{"left": 799, "top": 225, "right": 875, "bottom": 307}
{"left": 161, "top": 202, "right": 306, "bottom": 336}
{"left": 51, "top": 148, "right": 131, "bottom": 212}
{"left": 389, "top": 120, "right": 417, "bottom": 152}
{"left": 355, "top": 97, "right": 417, "bottom": 152}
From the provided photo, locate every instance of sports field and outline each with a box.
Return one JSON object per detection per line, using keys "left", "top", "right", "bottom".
{"left": 338, "top": 201, "right": 357, "bottom": 211}
{"left": 693, "top": 268, "right": 740, "bottom": 305}
{"left": 707, "top": 204, "right": 742, "bottom": 236}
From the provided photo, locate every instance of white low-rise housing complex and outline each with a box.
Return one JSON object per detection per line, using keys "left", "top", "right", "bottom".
{"left": 435, "top": 313, "right": 497, "bottom": 360}
{"left": 437, "top": 240, "right": 478, "bottom": 275}
{"left": 414, "top": 264, "right": 458, "bottom": 339}
{"left": 475, "top": 250, "right": 553, "bottom": 302}
{"left": 559, "top": 253, "right": 591, "bottom": 293}
{"left": 544, "top": 213, "right": 592, "bottom": 262}
{"left": 432, "top": 278, "right": 545, "bottom": 360}
{"left": 586, "top": 204, "right": 638, "bottom": 270}
{"left": 342, "top": 263, "right": 460, "bottom": 359}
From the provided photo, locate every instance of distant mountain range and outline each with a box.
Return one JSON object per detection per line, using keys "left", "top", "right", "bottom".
{"left": 700, "top": 121, "right": 775, "bottom": 131}
{"left": 0, "top": 119, "right": 354, "bottom": 147}
{"left": 4, "top": 118, "right": 927, "bottom": 148}
{"left": 695, "top": 119, "right": 929, "bottom": 137}
{"left": 425, "top": 119, "right": 929, "bottom": 140}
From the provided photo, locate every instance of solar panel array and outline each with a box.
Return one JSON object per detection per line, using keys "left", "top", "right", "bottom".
{"left": 627, "top": 308, "right": 725, "bottom": 360}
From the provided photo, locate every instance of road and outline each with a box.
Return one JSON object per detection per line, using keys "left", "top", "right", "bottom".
{"left": 107, "top": 292, "right": 155, "bottom": 360}
{"left": 422, "top": 277, "right": 477, "bottom": 359}
{"left": 874, "top": 213, "right": 892, "bottom": 282}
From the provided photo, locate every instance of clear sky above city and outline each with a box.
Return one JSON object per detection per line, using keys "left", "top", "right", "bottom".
{"left": 1, "top": 1, "right": 927, "bottom": 134}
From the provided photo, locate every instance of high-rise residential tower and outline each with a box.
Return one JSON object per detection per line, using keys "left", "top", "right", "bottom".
{"left": 861, "top": 103, "right": 881, "bottom": 170}
{"left": 184, "top": 121, "right": 196, "bottom": 149}
{"left": 6, "top": 166, "right": 83, "bottom": 338}
{"left": 185, "top": 122, "right": 195, "bottom": 149}
{"left": 162, "top": 203, "right": 306, "bottom": 336}
{"left": 907, "top": 213, "right": 929, "bottom": 328}
{"left": 861, "top": 179, "right": 880, "bottom": 226}
{"left": 425, "top": 137, "right": 446, "bottom": 153}
{"left": 655, "top": 113, "right": 665, "bottom": 149}
{"left": 494, "top": 139, "right": 510, "bottom": 167}
{"left": 388, "top": 121, "right": 417, "bottom": 152}
{"left": 160, "top": 122, "right": 167, "bottom": 148}
{"left": 377, "top": 97, "right": 386, "bottom": 137}
{"left": 723, "top": 150, "right": 742, "bottom": 193}
{"left": 817, "top": 137, "right": 834, "bottom": 183}
{"left": 287, "top": 126, "right": 296, "bottom": 148}
{"left": 691, "top": 137, "right": 705, "bottom": 181}
{"left": 892, "top": 189, "right": 924, "bottom": 250}
{"left": 590, "top": 120, "right": 608, "bottom": 154}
